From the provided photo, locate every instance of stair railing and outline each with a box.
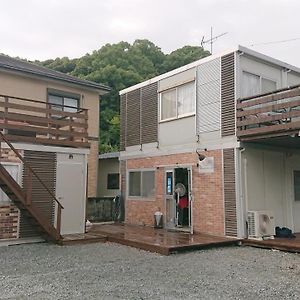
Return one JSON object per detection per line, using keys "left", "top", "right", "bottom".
{"left": 0, "top": 131, "right": 64, "bottom": 237}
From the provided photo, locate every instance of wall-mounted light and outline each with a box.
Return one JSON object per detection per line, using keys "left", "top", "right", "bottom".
{"left": 196, "top": 148, "right": 207, "bottom": 161}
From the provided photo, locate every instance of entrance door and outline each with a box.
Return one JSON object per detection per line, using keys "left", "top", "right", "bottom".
{"left": 56, "top": 162, "right": 85, "bottom": 235}
{"left": 292, "top": 169, "right": 300, "bottom": 232}
{"left": 165, "top": 167, "right": 193, "bottom": 233}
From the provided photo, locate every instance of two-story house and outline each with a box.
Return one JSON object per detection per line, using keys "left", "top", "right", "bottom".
{"left": 0, "top": 55, "right": 110, "bottom": 242}
{"left": 119, "top": 46, "right": 300, "bottom": 239}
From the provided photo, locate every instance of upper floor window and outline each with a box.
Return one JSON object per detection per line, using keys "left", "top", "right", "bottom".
{"left": 160, "top": 81, "right": 195, "bottom": 121}
{"left": 241, "top": 71, "right": 277, "bottom": 98}
{"left": 48, "top": 89, "right": 80, "bottom": 113}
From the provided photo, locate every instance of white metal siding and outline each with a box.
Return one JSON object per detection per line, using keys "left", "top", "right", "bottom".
{"left": 196, "top": 58, "right": 221, "bottom": 134}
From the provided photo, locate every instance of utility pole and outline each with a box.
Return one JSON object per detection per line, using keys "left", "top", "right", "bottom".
{"left": 201, "top": 28, "right": 228, "bottom": 54}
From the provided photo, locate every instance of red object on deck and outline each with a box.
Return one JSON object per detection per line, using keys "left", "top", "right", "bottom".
{"left": 178, "top": 196, "right": 188, "bottom": 209}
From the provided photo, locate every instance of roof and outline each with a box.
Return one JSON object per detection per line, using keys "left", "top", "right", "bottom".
{"left": 120, "top": 45, "right": 300, "bottom": 95}
{"left": 0, "top": 54, "right": 111, "bottom": 94}
{"left": 99, "top": 152, "right": 120, "bottom": 159}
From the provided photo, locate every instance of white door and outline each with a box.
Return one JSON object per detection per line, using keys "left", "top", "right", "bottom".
{"left": 56, "top": 162, "right": 85, "bottom": 235}
{"left": 292, "top": 169, "right": 300, "bottom": 232}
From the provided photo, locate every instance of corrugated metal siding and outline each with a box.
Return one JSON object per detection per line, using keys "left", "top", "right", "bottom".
{"left": 120, "top": 94, "right": 126, "bottom": 151}
{"left": 19, "top": 151, "right": 56, "bottom": 238}
{"left": 223, "top": 148, "right": 237, "bottom": 236}
{"left": 196, "top": 58, "right": 221, "bottom": 133}
{"left": 221, "top": 53, "right": 236, "bottom": 136}
{"left": 141, "top": 82, "right": 158, "bottom": 144}
{"left": 126, "top": 89, "right": 141, "bottom": 147}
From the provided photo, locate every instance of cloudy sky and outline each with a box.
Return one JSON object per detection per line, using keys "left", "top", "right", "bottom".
{"left": 1, "top": 0, "right": 300, "bottom": 66}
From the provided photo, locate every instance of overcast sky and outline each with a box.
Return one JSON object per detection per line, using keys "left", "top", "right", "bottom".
{"left": 1, "top": 0, "right": 299, "bottom": 67}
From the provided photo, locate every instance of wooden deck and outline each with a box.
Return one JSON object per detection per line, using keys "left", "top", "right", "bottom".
{"left": 242, "top": 233, "right": 300, "bottom": 253}
{"left": 89, "top": 224, "right": 240, "bottom": 255}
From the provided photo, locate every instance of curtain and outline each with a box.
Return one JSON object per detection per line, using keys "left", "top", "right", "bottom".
{"left": 161, "top": 89, "right": 176, "bottom": 120}
{"left": 177, "top": 82, "right": 195, "bottom": 116}
{"left": 241, "top": 72, "right": 260, "bottom": 98}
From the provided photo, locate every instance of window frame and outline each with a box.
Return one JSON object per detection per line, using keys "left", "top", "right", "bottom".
{"left": 107, "top": 173, "right": 120, "bottom": 190}
{"left": 241, "top": 71, "right": 278, "bottom": 98}
{"left": 47, "top": 88, "right": 80, "bottom": 113}
{"left": 127, "top": 168, "right": 156, "bottom": 200}
{"left": 159, "top": 81, "right": 196, "bottom": 122}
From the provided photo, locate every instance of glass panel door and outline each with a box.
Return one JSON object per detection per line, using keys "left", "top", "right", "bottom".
{"left": 165, "top": 170, "right": 176, "bottom": 229}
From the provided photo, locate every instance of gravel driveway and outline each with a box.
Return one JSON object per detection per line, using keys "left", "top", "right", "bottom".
{"left": 0, "top": 242, "right": 299, "bottom": 299}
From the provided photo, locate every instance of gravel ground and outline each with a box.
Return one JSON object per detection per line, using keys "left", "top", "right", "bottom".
{"left": 0, "top": 243, "right": 299, "bottom": 300}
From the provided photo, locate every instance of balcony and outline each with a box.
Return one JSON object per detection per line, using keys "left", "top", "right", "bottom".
{"left": 0, "top": 94, "right": 89, "bottom": 148}
{"left": 237, "top": 85, "right": 300, "bottom": 143}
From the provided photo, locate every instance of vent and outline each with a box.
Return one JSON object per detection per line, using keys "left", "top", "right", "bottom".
{"left": 126, "top": 89, "right": 141, "bottom": 147}
{"left": 221, "top": 53, "right": 235, "bottom": 136}
{"left": 223, "top": 148, "right": 237, "bottom": 236}
{"left": 120, "top": 94, "right": 126, "bottom": 151}
{"left": 141, "top": 82, "right": 158, "bottom": 144}
{"left": 19, "top": 150, "right": 56, "bottom": 238}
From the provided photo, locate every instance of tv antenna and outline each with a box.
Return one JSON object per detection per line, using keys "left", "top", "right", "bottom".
{"left": 201, "top": 27, "right": 228, "bottom": 54}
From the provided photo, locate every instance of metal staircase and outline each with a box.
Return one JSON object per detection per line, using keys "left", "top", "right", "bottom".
{"left": 0, "top": 132, "right": 63, "bottom": 242}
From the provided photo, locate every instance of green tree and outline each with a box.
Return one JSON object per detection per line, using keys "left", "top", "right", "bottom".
{"left": 36, "top": 40, "right": 210, "bottom": 153}
{"left": 161, "top": 46, "right": 210, "bottom": 73}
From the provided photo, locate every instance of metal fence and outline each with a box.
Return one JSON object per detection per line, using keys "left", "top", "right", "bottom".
{"left": 86, "top": 197, "right": 115, "bottom": 223}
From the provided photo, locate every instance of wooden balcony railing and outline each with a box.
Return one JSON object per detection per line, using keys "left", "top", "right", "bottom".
{"left": 0, "top": 94, "right": 89, "bottom": 148}
{"left": 237, "top": 85, "right": 300, "bottom": 141}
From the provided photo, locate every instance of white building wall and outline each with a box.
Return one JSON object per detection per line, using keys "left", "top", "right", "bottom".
{"left": 242, "top": 147, "right": 286, "bottom": 227}
{"left": 287, "top": 71, "right": 300, "bottom": 86}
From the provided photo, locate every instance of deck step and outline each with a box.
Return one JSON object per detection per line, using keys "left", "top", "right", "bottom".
{"left": 58, "top": 233, "right": 107, "bottom": 246}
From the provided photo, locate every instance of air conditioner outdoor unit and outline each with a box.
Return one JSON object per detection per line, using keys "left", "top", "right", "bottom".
{"left": 248, "top": 210, "right": 275, "bottom": 239}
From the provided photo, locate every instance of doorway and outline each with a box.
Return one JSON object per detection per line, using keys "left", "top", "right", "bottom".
{"left": 56, "top": 162, "right": 85, "bottom": 235}
{"left": 165, "top": 167, "right": 192, "bottom": 233}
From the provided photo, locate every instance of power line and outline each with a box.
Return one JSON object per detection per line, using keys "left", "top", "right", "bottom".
{"left": 249, "top": 37, "right": 300, "bottom": 47}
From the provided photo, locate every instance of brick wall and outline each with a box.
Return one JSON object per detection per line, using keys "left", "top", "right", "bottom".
{"left": 0, "top": 149, "right": 21, "bottom": 240}
{"left": 0, "top": 204, "right": 19, "bottom": 239}
{"left": 0, "top": 148, "right": 22, "bottom": 163}
{"left": 124, "top": 150, "right": 225, "bottom": 236}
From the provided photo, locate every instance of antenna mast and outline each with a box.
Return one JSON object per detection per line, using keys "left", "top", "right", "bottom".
{"left": 201, "top": 27, "right": 228, "bottom": 54}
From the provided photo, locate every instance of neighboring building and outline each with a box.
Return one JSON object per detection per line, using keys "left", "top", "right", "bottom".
{"left": 0, "top": 55, "right": 110, "bottom": 241}
{"left": 97, "top": 152, "right": 120, "bottom": 198}
{"left": 119, "top": 46, "right": 300, "bottom": 238}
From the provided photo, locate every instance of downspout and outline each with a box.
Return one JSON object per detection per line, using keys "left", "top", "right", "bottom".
{"left": 240, "top": 147, "right": 249, "bottom": 238}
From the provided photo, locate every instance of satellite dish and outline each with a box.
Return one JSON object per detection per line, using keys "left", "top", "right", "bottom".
{"left": 174, "top": 183, "right": 186, "bottom": 197}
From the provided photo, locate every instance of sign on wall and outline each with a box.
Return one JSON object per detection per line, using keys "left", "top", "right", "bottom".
{"left": 198, "top": 157, "right": 214, "bottom": 173}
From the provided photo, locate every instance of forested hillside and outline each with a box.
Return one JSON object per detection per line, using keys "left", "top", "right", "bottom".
{"left": 35, "top": 39, "right": 210, "bottom": 152}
